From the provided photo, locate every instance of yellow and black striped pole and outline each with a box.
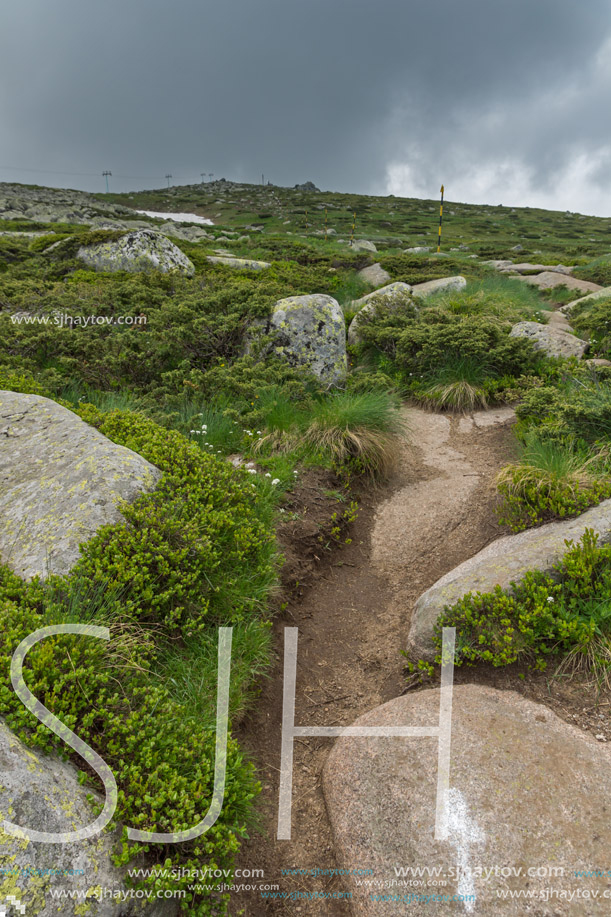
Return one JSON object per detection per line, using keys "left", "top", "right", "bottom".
{"left": 437, "top": 185, "right": 444, "bottom": 253}
{"left": 351, "top": 211, "right": 356, "bottom": 244}
{"left": 325, "top": 207, "right": 328, "bottom": 240}
{"left": 305, "top": 209, "right": 308, "bottom": 231}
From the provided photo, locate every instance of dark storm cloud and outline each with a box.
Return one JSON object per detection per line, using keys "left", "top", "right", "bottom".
{"left": 1, "top": 0, "right": 611, "bottom": 212}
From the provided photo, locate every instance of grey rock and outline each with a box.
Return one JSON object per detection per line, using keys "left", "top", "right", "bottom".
{"left": 411, "top": 275, "right": 467, "bottom": 298}
{"left": 515, "top": 271, "right": 602, "bottom": 294}
{"left": 0, "top": 719, "right": 175, "bottom": 916}
{"left": 509, "top": 321, "right": 588, "bottom": 359}
{"left": 77, "top": 230, "right": 195, "bottom": 276}
{"left": 357, "top": 263, "right": 391, "bottom": 287}
{"left": 0, "top": 392, "right": 161, "bottom": 581}
{"left": 404, "top": 246, "right": 430, "bottom": 253}
{"left": 293, "top": 181, "right": 320, "bottom": 191}
{"left": 323, "top": 684, "right": 611, "bottom": 916}
{"left": 349, "top": 240, "right": 377, "bottom": 253}
{"left": 348, "top": 282, "right": 415, "bottom": 346}
{"left": 511, "top": 243, "right": 524, "bottom": 251}
{"left": 206, "top": 255, "right": 270, "bottom": 271}
{"left": 408, "top": 497, "right": 611, "bottom": 660}
{"left": 482, "top": 259, "right": 514, "bottom": 269}
{"left": 252, "top": 294, "right": 347, "bottom": 386}
{"left": 559, "top": 285, "right": 611, "bottom": 316}
{"left": 500, "top": 262, "right": 574, "bottom": 275}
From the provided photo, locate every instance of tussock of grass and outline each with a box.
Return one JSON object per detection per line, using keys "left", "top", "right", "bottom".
{"left": 254, "top": 389, "right": 407, "bottom": 478}
{"left": 423, "top": 276, "right": 550, "bottom": 324}
{"left": 496, "top": 434, "right": 606, "bottom": 499}
{"left": 415, "top": 355, "right": 490, "bottom": 412}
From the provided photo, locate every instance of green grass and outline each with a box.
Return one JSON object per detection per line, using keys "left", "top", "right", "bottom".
{"left": 423, "top": 275, "right": 551, "bottom": 324}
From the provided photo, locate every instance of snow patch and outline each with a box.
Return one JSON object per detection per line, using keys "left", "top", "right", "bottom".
{"left": 136, "top": 210, "right": 213, "bottom": 226}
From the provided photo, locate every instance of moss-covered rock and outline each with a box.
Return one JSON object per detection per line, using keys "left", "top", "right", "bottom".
{"left": 77, "top": 230, "right": 194, "bottom": 276}
{"left": 0, "top": 392, "right": 161, "bottom": 580}
{"left": 252, "top": 293, "right": 347, "bottom": 386}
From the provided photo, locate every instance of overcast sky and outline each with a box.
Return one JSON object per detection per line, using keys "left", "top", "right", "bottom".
{"left": 2, "top": 0, "right": 611, "bottom": 214}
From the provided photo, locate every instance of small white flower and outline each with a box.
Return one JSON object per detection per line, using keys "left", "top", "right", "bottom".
{"left": 265, "top": 473, "right": 271, "bottom": 477}
{"left": 547, "top": 596, "right": 554, "bottom": 603}
{"left": 272, "top": 478, "right": 280, "bottom": 485}
{"left": 247, "top": 468, "right": 257, "bottom": 474}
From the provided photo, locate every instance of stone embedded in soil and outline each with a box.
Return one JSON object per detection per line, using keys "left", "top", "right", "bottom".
{"left": 408, "top": 497, "right": 611, "bottom": 660}
{"left": 323, "top": 684, "right": 611, "bottom": 917}
{"left": 514, "top": 271, "right": 601, "bottom": 293}
{"left": 411, "top": 275, "right": 467, "bottom": 298}
{"left": 559, "top": 285, "right": 611, "bottom": 315}
{"left": 206, "top": 255, "right": 270, "bottom": 270}
{"left": 509, "top": 321, "right": 588, "bottom": 359}
{"left": 357, "top": 263, "right": 391, "bottom": 287}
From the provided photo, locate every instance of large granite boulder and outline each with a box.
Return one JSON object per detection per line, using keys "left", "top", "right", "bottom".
{"left": 0, "top": 392, "right": 161, "bottom": 581}
{"left": 0, "top": 720, "right": 174, "bottom": 916}
{"left": 357, "top": 263, "right": 391, "bottom": 287}
{"left": 348, "top": 282, "right": 415, "bottom": 346}
{"left": 411, "top": 275, "right": 467, "bottom": 298}
{"left": 509, "top": 321, "right": 588, "bottom": 359}
{"left": 77, "top": 230, "right": 194, "bottom": 276}
{"left": 350, "top": 240, "right": 377, "bottom": 253}
{"left": 252, "top": 294, "right": 347, "bottom": 386}
{"left": 323, "top": 684, "right": 611, "bottom": 916}
{"left": 408, "top": 497, "right": 611, "bottom": 660}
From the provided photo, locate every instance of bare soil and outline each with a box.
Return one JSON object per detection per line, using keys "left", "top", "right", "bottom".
{"left": 230, "top": 405, "right": 610, "bottom": 916}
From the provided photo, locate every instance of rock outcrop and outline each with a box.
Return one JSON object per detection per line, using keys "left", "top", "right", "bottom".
{"left": 0, "top": 392, "right": 161, "bottom": 581}
{"left": 357, "top": 263, "right": 391, "bottom": 287}
{"left": 559, "top": 285, "right": 611, "bottom": 315}
{"left": 509, "top": 321, "right": 588, "bottom": 359}
{"left": 252, "top": 294, "right": 347, "bottom": 386}
{"left": 349, "top": 240, "right": 377, "bottom": 253}
{"left": 206, "top": 255, "right": 270, "bottom": 270}
{"left": 408, "top": 497, "right": 611, "bottom": 660}
{"left": 516, "top": 271, "right": 601, "bottom": 294}
{"left": 411, "top": 275, "right": 467, "bottom": 298}
{"left": 0, "top": 720, "right": 175, "bottom": 916}
{"left": 348, "top": 282, "right": 415, "bottom": 346}
{"left": 77, "top": 229, "right": 194, "bottom": 276}
{"left": 323, "top": 684, "right": 611, "bottom": 916}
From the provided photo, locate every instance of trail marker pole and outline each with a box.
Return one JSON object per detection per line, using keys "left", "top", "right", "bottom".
{"left": 305, "top": 209, "right": 308, "bottom": 231}
{"left": 102, "top": 171, "right": 112, "bottom": 193}
{"left": 325, "top": 207, "right": 328, "bottom": 240}
{"left": 351, "top": 211, "right": 356, "bottom": 244}
{"left": 166, "top": 173, "right": 172, "bottom": 188}
{"left": 437, "top": 185, "right": 444, "bottom": 253}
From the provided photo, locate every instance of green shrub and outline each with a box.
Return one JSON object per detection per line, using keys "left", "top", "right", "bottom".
{"left": 570, "top": 297, "right": 611, "bottom": 359}
{"left": 573, "top": 256, "right": 611, "bottom": 287}
{"left": 434, "top": 529, "right": 611, "bottom": 671}
{"left": 496, "top": 433, "right": 611, "bottom": 531}
{"left": 0, "top": 405, "right": 279, "bottom": 913}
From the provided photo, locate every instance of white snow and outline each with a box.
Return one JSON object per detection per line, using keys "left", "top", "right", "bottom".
{"left": 135, "top": 210, "right": 213, "bottom": 226}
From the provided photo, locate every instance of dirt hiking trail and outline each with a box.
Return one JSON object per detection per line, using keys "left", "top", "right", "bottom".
{"left": 232, "top": 405, "right": 518, "bottom": 916}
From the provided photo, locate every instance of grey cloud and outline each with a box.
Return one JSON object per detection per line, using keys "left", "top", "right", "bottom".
{"left": 0, "top": 0, "right": 610, "bottom": 211}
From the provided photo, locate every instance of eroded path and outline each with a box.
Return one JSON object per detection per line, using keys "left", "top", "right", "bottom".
{"left": 232, "top": 406, "right": 517, "bottom": 916}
